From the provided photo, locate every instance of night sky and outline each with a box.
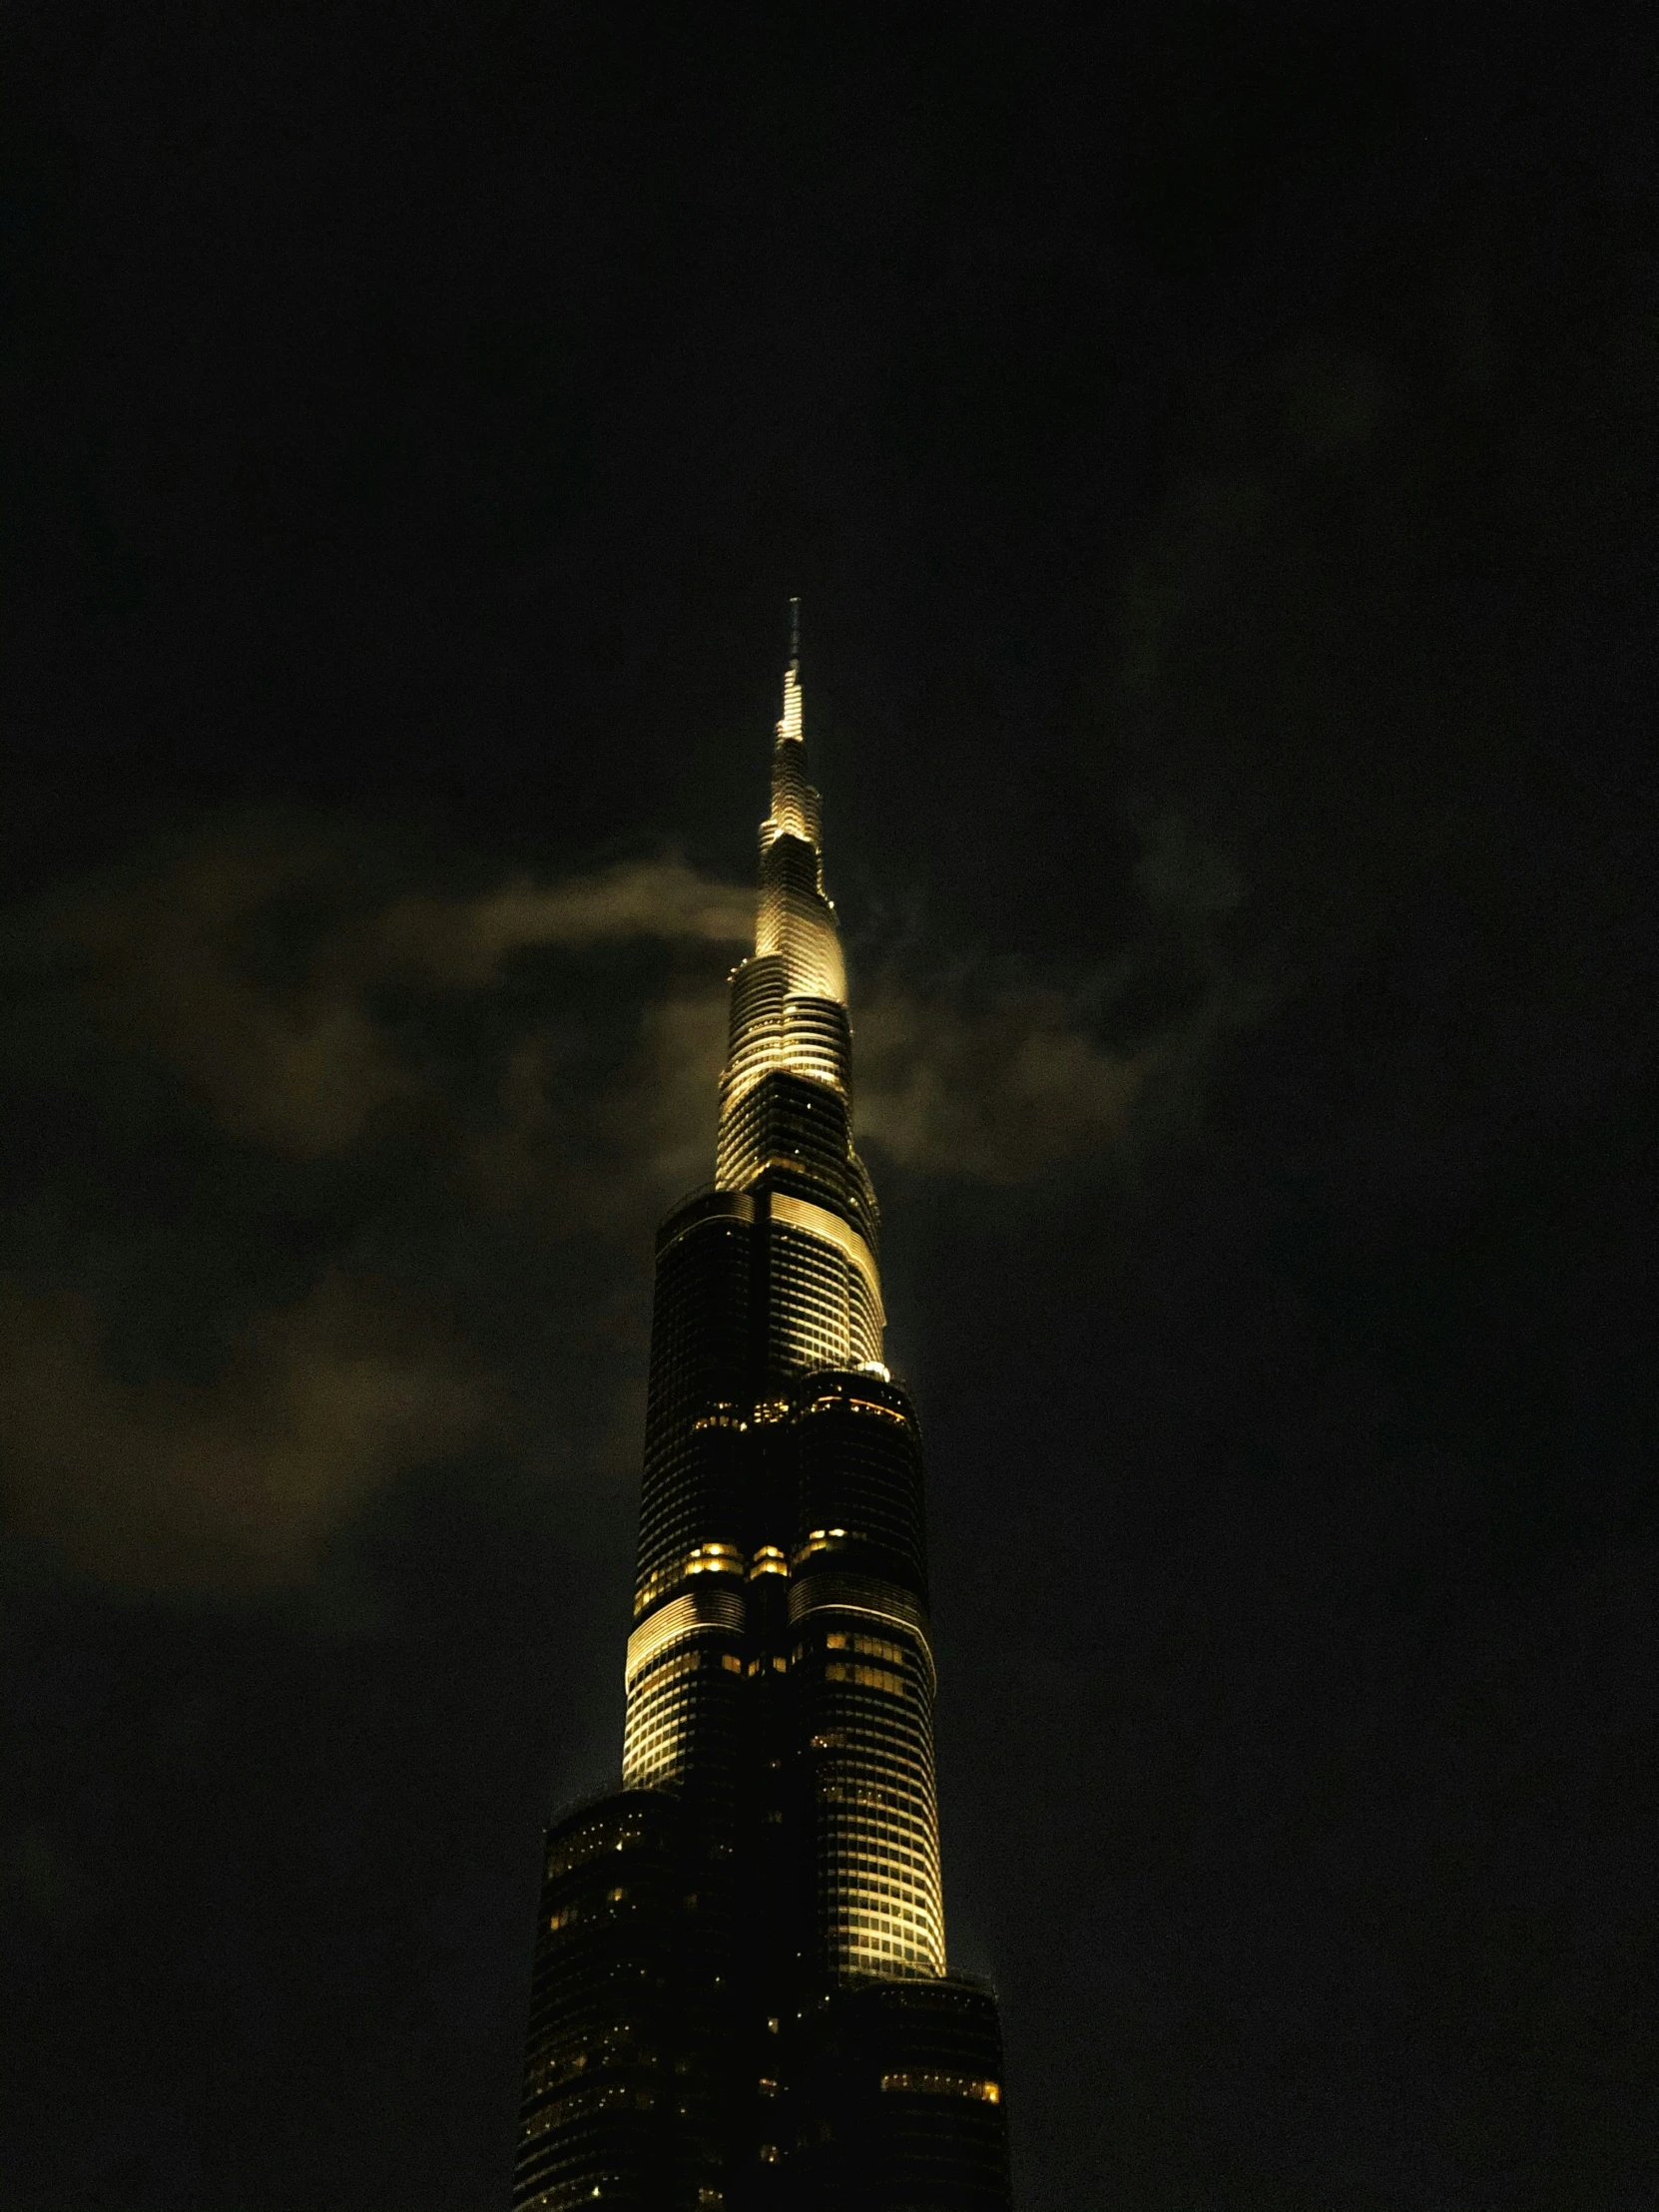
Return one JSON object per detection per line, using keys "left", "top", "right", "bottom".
{"left": 3, "top": 6, "right": 1656, "bottom": 2207}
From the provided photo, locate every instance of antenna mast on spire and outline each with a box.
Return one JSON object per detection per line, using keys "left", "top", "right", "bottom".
{"left": 789, "top": 595, "right": 801, "bottom": 671}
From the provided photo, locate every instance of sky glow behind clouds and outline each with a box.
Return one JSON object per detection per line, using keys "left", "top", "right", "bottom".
{"left": 2, "top": 5, "right": 1655, "bottom": 2207}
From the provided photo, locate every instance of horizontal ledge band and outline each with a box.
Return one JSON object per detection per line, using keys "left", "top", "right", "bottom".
{"left": 625, "top": 1587, "right": 746, "bottom": 1687}
{"left": 655, "top": 1188, "right": 881, "bottom": 1330}
{"left": 789, "top": 1572, "right": 935, "bottom": 1694}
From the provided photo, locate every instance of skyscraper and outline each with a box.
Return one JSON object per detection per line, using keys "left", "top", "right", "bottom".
{"left": 511, "top": 615, "right": 1013, "bottom": 2211}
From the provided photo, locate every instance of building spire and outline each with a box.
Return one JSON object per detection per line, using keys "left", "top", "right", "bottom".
{"left": 508, "top": 610, "right": 1011, "bottom": 2212}
{"left": 779, "top": 598, "right": 805, "bottom": 749}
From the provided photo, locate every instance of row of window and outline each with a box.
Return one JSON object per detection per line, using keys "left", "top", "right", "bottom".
{"left": 629, "top": 1642, "right": 743, "bottom": 1695}
{"left": 808, "top": 1702, "right": 933, "bottom": 1745}
{"left": 638, "top": 1526, "right": 923, "bottom": 1605}
{"left": 820, "top": 1629, "right": 912, "bottom": 1666}
{"left": 813, "top": 1739, "right": 937, "bottom": 1786}
{"left": 543, "top": 1819, "right": 648, "bottom": 1885}
{"left": 812, "top": 1730, "right": 935, "bottom": 1776}
{"left": 828, "top": 1899, "right": 940, "bottom": 1938}
{"left": 544, "top": 1886, "right": 629, "bottom": 1936}
{"left": 817, "top": 1787, "right": 936, "bottom": 1827}
{"left": 522, "top": 2031, "right": 655, "bottom": 2098}
{"left": 521, "top": 2079, "right": 662, "bottom": 2140}
{"left": 819, "top": 1833, "right": 936, "bottom": 1867}
{"left": 805, "top": 1390, "right": 909, "bottom": 1426}
{"left": 832, "top": 1937, "right": 939, "bottom": 1970}
{"left": 823, "top": 1659, "right": 904, "bottom": 1695}
{"left": 518, "top": 2171, "right": 635, "bottom": 2211}
{"left": 879, "top": 2072, "right": 1001, "bottom": 2104}
{"left": 833, "top": 1904, "right": 940, "bottom": 1938}
{"left": 820, "top": 1858, "right": 933, "bottom": 1896}
{"left": 816, "top": 1782, "right": 934, "bottom": 1813}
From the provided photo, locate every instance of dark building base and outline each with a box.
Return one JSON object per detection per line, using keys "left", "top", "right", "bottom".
{"left": 773, "top": 1974, "right": 1012, "bottom": 2211}
{"left": 512, "top": 1796, "right": 1013, "bottom": 2212}
{"left": 511, "top": 1791, "right": 732, "bottom": 2212}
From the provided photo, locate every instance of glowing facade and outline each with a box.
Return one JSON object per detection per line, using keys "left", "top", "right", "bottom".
{"left": 511, "top": 622, "right": 1011, "bottom": 2211}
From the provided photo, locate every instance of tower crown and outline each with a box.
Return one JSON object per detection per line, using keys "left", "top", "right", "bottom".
{"left": 760, "top": 610, "right": 826, "bottom": 868}
{"left": 715, "top": 612, "right": 876, "bottom": 1242}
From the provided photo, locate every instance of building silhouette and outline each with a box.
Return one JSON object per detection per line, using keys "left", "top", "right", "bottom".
{"left": 511, "top": 615, "right": 1013, "bottom": 2210}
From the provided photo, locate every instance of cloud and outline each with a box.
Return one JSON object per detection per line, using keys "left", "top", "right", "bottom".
{"left": 372, "top": 860, "right": 756, "bottom": 984}
{"left": 53, "top": 829, "right": 417, "bottom": 1159}
{"left": 0, "top": 1273, "right": 490, "bottom": 1594}
{"left": 52, "top": 834, "right": 752, "bottom": 1160}
{"left": 3, "top": 815, "right": 1252, "bottom": 1594}
{"left": 854, "top": 976, "right": 1155, "bottom": 1183}
{"left": 1, "top": 829, "right": 757, "bottom": 1594}
{"left": 852, "top": 814, "right": 1254, "bottom": 1184}
{"left": 457, "top": 987, "right": 730, "bottom": 1231}
{"left": 46, "top": 818, "right": 1244, "bottom": 1197}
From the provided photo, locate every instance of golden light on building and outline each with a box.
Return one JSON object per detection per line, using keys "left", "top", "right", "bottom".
{"left": 511, "top": 609, "right": 1011, "bottom": 2209}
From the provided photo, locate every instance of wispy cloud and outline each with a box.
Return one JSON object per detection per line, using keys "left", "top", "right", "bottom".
{"left": 373, "top": 860, "right": 756, "bottom": 983}
{"left": 0, "top": 1273, "right": 489, "bottom": 1594}
{"left": 855, "top": 976, "right": 1155, "bottom": 1183}
{"left": 52, "top": 832, "right": 753, "bottom": 1160}
{"left": 4, "top": 814, "right": 1252, "bottom": 1592}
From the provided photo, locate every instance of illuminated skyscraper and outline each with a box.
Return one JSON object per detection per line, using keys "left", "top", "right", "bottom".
{"left": 511, "top": 614, "right": 1012, "bottom": 2211}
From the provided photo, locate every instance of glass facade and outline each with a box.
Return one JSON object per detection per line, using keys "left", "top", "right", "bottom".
{"left": 511, "top": 626, "right": 1011, "bottom": 2210}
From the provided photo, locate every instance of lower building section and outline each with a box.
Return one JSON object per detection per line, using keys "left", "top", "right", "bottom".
{"left": 784, "top": 1976, "right": 1013, "bottom": 2211}
{"left": 513, "top": 1341, "right": 1013, "bottom": 2208}
{"left": 512, "top": 1797, "right": 1011, "bottom": 2212}
{"left": 512, "top": 1791, "right": 735, "bottom": 2212}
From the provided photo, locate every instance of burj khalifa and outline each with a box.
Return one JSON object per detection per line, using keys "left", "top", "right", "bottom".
{"left": 510, "top": 613, "right": 1013, "bottom": 2210}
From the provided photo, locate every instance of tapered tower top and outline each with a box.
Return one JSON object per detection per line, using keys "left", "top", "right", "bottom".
{"left": 777, "top": 598, "right": 806, "bottom": 755}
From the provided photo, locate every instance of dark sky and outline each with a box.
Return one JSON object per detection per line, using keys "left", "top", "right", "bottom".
{"left": 3, "top": 5, "right": 1656, "bottom": 2207}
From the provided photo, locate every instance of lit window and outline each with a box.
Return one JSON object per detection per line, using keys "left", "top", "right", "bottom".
{"left": 685, "top": 1541, "right": 746, "bottom": 1576}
